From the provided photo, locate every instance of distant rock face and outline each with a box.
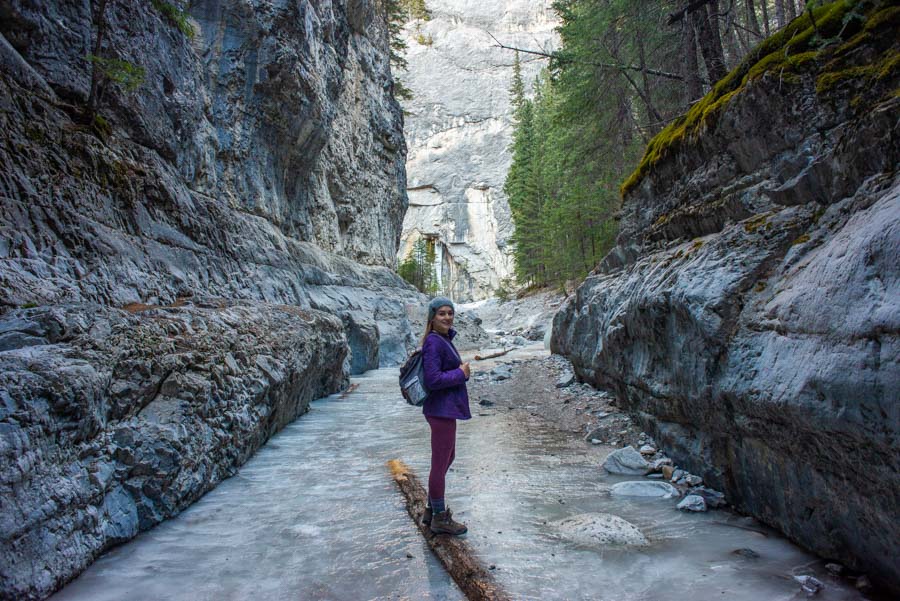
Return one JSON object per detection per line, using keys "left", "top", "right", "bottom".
{"left": 553, "top": 7, "right": 899, "bottom": 593}
{"left": 0, "top": 1, "right": 443, "bottom": 599}
{"left": 398, "top": 0, "right": 558, "bottom": 301}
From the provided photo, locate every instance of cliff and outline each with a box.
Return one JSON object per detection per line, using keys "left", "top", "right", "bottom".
{"left": 553, "top": 0, "right": 899, "bottom": 591}
{"left": 0, "top": 1, "right": 420, "bottom": 598}
{"left": 398, "top": 0, "right": 558, "bottom": 300}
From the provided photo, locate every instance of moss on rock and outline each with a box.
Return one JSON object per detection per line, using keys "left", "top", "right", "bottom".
{"left": 620, "top": 0, "right": 898, "bottom": 197}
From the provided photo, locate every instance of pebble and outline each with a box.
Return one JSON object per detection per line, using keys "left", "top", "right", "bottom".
{"left": 676, "top": 495, "right": 707, "bottom": 512}
{"left": 824, "top": 563, "right": 843, "bottom": 576}
{"left": 685, "top": 474, "right": 703, "bottom": 486}
{"left": 651, "top": 457, "right": 673, "bottom": 470}
{"left": 639, "top": 445, "right": 656, "bottom": 455}
{"left": 671, "top": 469, "right": 685, "bottom": 482}
{"left": 555, "top": 372, "right": 575, "bottom": 388}
{"left": 732, "top": 548, "right": 760, "bottom": 559}
{"left": 793, "top": 575, "right": 823, "bottom": 596}
{"left": 855, "top": 575, "right": 872, "bottom": 592}
{"left": 689, "top": 486, "right": 727, "bottom": 508}
{"left": 661, "top": 465, "right": 675, "bottom": 480}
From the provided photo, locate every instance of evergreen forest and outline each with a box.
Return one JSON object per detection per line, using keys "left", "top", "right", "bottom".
{"left": 505, "top": 0, "right": 833, "bottom": 288}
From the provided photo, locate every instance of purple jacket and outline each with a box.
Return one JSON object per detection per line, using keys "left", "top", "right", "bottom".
{"left": 422, "top": 329, "right": 471, "bottom": 420}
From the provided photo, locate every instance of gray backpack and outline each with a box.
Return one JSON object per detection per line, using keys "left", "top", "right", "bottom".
{"left": 399, "top": 349, "right": 428, "bottom": 406}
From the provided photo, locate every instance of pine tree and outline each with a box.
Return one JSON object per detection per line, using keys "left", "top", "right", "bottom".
{"left": 398, "top": 238, "right": 439, "bottom": 294}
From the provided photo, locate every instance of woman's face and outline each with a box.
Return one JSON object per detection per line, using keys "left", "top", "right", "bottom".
{"left": 431, "top": 306, "right": 454, "bottom": 334}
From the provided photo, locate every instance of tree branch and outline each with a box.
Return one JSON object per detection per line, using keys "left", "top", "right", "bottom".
{"left": 487, "top": 32, "right": 684, "bottom": 81}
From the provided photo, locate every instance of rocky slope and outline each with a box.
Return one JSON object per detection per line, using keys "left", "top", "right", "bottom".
{"left": 552, "top": 2, "right": 899, "bottom": 592}
{"left": 398, "top": 0, "right": 558, "bottom": 300}
{"left": 0, "top": 1, "right": 483, "bottom": 599}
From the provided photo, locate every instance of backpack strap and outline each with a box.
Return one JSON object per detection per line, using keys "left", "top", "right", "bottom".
{"left": 428, "top": 331, "right": 461, "bottom": 362}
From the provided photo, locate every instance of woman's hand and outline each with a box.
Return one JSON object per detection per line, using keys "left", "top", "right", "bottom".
{"left": 460, "top": 362, "right": 471, "bottom": 379}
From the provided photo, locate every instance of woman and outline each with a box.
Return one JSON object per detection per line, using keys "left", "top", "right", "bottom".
{"left": 421, "top": 296, "right": 471, "bottom": 535}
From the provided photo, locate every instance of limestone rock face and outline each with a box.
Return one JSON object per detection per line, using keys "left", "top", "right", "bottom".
{"left": 398, "top": 0, "right": 558, "bottom": 300}
{"left": 552, "top": 11, "right": 899, "bottom": 592}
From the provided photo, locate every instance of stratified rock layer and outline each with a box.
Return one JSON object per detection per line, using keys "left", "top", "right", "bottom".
{"left": 398, "top": 0, "right": 558, "bottom": 300}
{"left": 553, "top": 3, "right": 899, "bottom": 592}
{"left": 0, "top": 302, "right": 347, "bottom": 600}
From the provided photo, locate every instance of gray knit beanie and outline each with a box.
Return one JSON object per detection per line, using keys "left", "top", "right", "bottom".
{"left": 427, "top": 296, "right": 454, "bottom": 322}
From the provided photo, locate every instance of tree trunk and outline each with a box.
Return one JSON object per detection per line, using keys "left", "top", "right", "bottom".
{"left": 692, "top": 1, "right": 728, "bottom": 83}
{"left": 85, "top": 0, "right": 110, "bottom": 123}
{"left": 760, "top": 0, "right": 770, "bottom": 36}
{"left": 745, "top": 0, "right": 762, "bottom": 37}
{"left": 724, "top": 5, "right": 744, "bottom": 67}
{"left": 387, "top": 460, "right": 512, "bottom": 601}
{"left": 786, "top": 0, "right": 797, "bottom": 21}
{"left": 681, "top": 14, "right": 703, "bottom": 107}
{"left": 775, "top": 0, "right": 786, "bottom": 29}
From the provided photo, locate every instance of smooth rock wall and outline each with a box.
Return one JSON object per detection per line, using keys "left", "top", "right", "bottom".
{"left": 552, "top": 11, "right": 899, "bottom": 592}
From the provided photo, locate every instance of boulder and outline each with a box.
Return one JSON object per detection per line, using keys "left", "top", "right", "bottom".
{"left": 602, "top": 446, "right": 651, "bottom": 475}
{"left": 677, "top": 495, "right": 708, "bottom": 512}
{"left": 553, "top": 513, "right": 648, "bottom": 547}
{"left": 610, "top": 481, "right": 679, "bottom": 498}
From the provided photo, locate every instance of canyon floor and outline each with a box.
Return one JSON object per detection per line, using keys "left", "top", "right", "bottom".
{"left": 44, "top": 296, "right": 879, "bottom": 601}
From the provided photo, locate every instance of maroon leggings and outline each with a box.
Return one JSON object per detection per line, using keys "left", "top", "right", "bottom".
{"left": 426, "top": 415, "right": 457, "bottom": 501}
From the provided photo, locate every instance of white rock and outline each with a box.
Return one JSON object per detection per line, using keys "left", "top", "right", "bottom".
{"left": 685, "top": 474, "right": 703, "bottom": 486}
{"left": 602, "top": 446, "right": 651, "bottom": 475}
{"left": 553, "top": 513, "right": 648, "bottom": 546}
{"left": 793, "top": 575, "right": 824, "bottom": 596}
{"left": 610, "top": 481, "right": 679, "bottom": 498}
{"left": 639, "top": 444, "right": 657, "bottom": 455}
{"left": 677, "top": 495, "right": 708, "bottom": 512}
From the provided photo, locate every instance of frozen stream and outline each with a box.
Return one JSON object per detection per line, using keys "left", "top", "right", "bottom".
{"left": 52, "top": 361, "right": 866, "bottom": 601}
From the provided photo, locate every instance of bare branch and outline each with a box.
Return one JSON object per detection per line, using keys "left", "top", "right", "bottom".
{"left": 487, "top": 32, "right": 684, "bottom": 81}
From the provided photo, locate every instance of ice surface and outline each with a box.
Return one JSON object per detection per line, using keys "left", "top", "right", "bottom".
{"left": 52, "top": 367, "right": 866, "bottom": 601}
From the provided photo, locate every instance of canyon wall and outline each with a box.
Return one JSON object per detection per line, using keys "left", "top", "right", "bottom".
{"left": 552, "top": 3, "right": 899, "bottom": 592}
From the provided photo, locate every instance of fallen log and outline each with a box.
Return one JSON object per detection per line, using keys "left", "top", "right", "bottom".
{"left": 387, "top": 459, "right": 512, "bottom": 601}
{"left": 473, "top": 348, "right": 509, "bottom": 361}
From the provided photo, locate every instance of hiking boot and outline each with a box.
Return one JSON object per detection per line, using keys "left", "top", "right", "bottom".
{"left": 430, "top": 509, "right": 467, "bottom": 535}
{"left": 423, "top": 505, "right": 432, "bottom": 525}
